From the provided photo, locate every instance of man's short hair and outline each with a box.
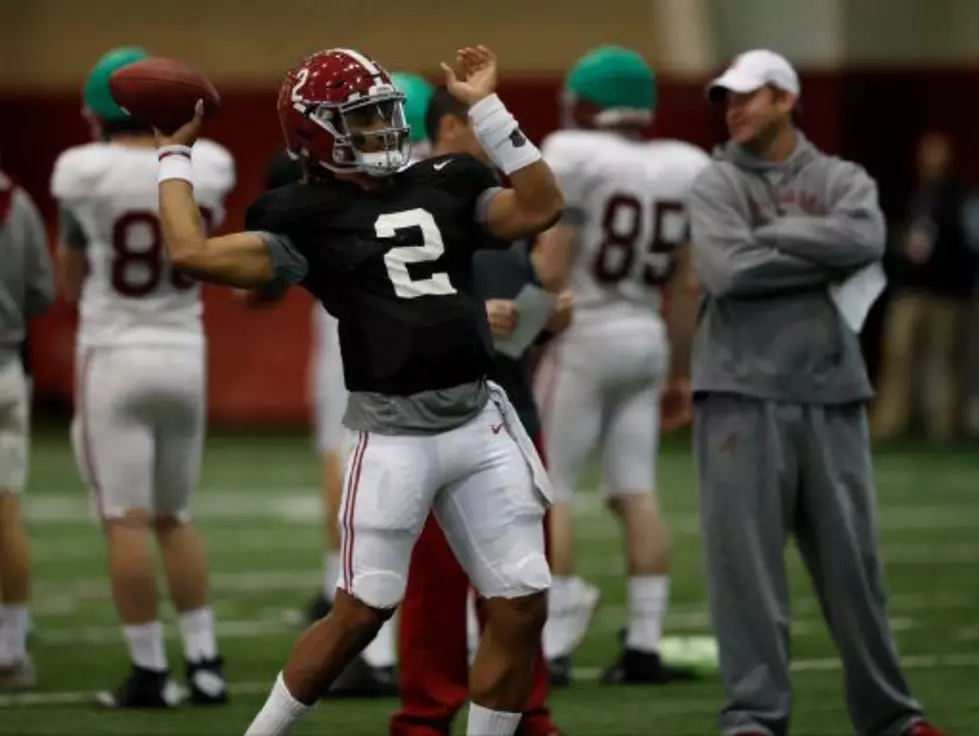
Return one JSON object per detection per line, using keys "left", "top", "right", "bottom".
{"left": 101, "top": 118, "right": 153, "bottom": 140}
{"left": 424, "top": 86, "right": 469, "bottom": 144}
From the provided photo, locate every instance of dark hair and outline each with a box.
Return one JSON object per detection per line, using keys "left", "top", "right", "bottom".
{"left": 265, "top": 149, "right": 303, "bottom": 189}
{"left": 424, "top": 86, "right": 468, "bottom": 144}
{"left": 101, "top": 117, "right": 154, "bottom": 140}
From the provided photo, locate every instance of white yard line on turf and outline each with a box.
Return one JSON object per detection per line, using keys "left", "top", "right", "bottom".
{"left": 24, "top": 491, "right": 322, "bottom": 523}
{"left": 3, "top": 653, "right": 979, "bottom": 709}
{"left": 31, "top": 614, "right": 893, "bottom": 646}
{"left": 570, "top": 653, "right": 979, "bottom": 681}
{"left": 36, "top": 618, "right": 296, "bottom": 644}
{"left": 0, "top": 680, "right": 273, "bottom": 707}
{"left": 29, "top": 565, "right": 975, "bottom": 619}
{"left": 26, "top": 492, "right": 979, "bottom": 532}
{"left": 31, "top": 538, "right": 979, "bottom": 568}
{"left": 33, "top": 570, "right": 321, "bottom": 601}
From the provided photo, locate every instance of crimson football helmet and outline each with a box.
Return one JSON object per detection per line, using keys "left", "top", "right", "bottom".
{"left": 278, "top": 48, "right": 410, "bottom": 177}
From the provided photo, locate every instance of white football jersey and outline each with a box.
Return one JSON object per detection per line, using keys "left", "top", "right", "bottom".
{"left": 542, "top": 130, "right": 710, "bottom": 313}
{"left": 51, "top": 140, "right": 235, "bottom": 347}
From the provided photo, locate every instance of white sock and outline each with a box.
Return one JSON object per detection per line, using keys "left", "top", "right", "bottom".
{"left": 361, "top": 616, "right": 396, "bottom": 668}
{"left": 0, "top": 604, "right": 29, "bottom": 664}
{"left": 178, "top": 606, "right": 218, "bottom": 662}
{"left": 466, "top": 702, "right": 521, "bottom": 736}
{"left": 323, "top": 552, "right": 341, "bottom": 601}
{"left": 244, "top": 672, "right": 313, "bottom": 736}
{"left": 122, "top": 620, "right": 168, "bottom": 672}
{"left": 542, "top": 575, "right": 575, "bottom": 659}
{"left": 625, "top": 575, "right": 670, "bottom": 654}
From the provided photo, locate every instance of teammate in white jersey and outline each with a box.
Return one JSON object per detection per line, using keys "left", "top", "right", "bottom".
{"left": 52, "top": 47, "right": 236, "bottom": 709}
{"left": 533, "top": 46, "right": 710, "bottom": 685}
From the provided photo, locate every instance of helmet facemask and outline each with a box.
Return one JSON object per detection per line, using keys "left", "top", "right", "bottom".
{"left": 309, "top": 86, "right": 411, "bottom": 177}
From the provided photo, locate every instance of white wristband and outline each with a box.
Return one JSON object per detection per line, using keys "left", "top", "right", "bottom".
{"left": 158, "top": 144, "right": 192, "bottom": 158}
{"left": 469, "top": 94, "right": 542, "bottom": 176}
{"left": 157, "top": 146, "right": 193, "bottom": 184}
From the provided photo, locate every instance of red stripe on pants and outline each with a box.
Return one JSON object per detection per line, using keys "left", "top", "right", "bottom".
{"left": 390, "top": 431, "right": 555, "bottom": 736}
{"left": 341, "top": 432, "right": 370, "bottom": 593}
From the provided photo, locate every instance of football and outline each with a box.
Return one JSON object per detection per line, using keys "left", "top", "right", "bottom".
{"left": 108, "top": 57, "right": 220, "bottom": 133}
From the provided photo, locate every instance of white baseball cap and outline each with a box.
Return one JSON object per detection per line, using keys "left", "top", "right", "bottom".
{"left": 707, "top": 50, "right": 800, "bottom": 102}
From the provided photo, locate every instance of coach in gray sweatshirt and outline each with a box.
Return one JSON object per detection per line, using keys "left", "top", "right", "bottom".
{"left": 0, "top": 177, "right": 54, "bottom": 370}
{"left": 0, "top": 172, "right": 53, "bottom": 687}
{"left": 688, "top": 51, "right": 944, "bottom": 736}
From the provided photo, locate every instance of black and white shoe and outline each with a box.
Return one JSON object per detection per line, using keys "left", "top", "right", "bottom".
{"left": 187, "top": 656, "right": 229, "bottom": 705}
{"left": 0, "top": 655, "right": 36, "bottom": 690}
{"left": 600, "top": 646, "right": 699, "bottom": 685}
{"left": 327, "top": 656, "right": 398, "bottom": 699}
{"left": 96, "top": 664, "right": 184, "bottom": 709}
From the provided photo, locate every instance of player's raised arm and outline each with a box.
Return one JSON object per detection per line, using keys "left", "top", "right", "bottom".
{"left": 153, "top": 103, "right": 279, "bottom": 288}
{"left": 443, "top": 47, "right": 563, "bottom": 242}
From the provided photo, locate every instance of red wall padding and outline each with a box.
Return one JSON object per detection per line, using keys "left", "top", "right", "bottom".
{"left": 4, "top": 70, "right": 978, "bottom": 424}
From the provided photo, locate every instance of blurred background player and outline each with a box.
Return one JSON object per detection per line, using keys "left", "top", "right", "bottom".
{"left": 872, "top": 130, "right": 978, "bottom": 442}
{"left": 533, "top": 46, "right": 709, "bottom": 685}
{"left": 51, "top": 47, "right": 236, "bottom": 708}
{"left": 391, "top": 85, "right": 572, "bottom": 736}
{"left": 0, "top": 171, "right": 55, "bottom": 689}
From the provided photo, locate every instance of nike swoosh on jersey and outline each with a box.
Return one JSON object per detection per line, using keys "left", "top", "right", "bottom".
{"left": 433, "top": 160, "right": 452, "bottom": 171}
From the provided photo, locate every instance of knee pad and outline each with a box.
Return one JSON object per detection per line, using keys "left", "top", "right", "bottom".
{"left": 348, "top": 569, "right": 406, "bottom": 611}
{"left": 494, "top": 551, "right": 551, "bottom": 600}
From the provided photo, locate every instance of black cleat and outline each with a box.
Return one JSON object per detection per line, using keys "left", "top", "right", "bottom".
{"left": 547, "top": 655, "right": 572, "bottom": 688}
{"left": 327, "top": 656, "right": 398, "bottom": 699}
{"left": 96, "top": 664, "right": 183, "bottom": 709}
{"left": 600, "top": 647, "right": 700, "bottom": 685}
{"left": 186, "top": 656, "right": 229, "bottom": 705}
{"left": 305, "top": 593, "right": 333, "bottom": 623}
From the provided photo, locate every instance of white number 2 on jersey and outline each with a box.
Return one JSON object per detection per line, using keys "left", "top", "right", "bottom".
{"left": 376, "top": 209, "right": 458, "bottom": 299}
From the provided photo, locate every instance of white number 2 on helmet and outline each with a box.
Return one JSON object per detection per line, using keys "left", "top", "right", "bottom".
{"left": 291, "top": 68, "right": 310, "bottom": 104}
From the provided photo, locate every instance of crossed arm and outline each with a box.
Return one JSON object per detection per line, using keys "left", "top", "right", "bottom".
{"left": 752, "top": 164, "right": 885, "bottom": 270}
{"left": 691, "top": 164, "right": 884, "bottom": 298}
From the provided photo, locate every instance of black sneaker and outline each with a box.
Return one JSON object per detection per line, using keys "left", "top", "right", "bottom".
{"left": 600, "top": 647, "right": 699, "bottom": 685}
{"left": 327, "top": 656, "right": 398, "bottom": 699}
{"left": 305, "top": 593, "right": 333, "bottom": 624}
{"left": 96, "top": 664, "right": 184, "bottom": 708}
{"left": 546, "top": 655, "right": 572, "bottom": 688}
{"left": 187, "top": 656, "right": 229, "bottom": 705}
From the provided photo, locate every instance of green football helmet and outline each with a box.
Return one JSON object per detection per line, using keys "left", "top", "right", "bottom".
{"left": 563, "top": 46, "right": 656, "bottom": 128}
{"left": 83, "top": 47, "right": 149, "bottom": 122}
{"left": 390, "top": 72, "right": 435, "bottom": 144}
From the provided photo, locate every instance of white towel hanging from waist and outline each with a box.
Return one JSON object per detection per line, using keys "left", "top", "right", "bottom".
{"left": 486, "top": 381, "right": 554, "bottom": 506}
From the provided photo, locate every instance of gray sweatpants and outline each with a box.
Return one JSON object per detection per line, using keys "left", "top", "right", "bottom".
{"left": 693, "top": 394, "right": 923, "bottom": 736}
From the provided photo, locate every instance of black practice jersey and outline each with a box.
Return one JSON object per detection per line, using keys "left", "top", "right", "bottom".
{"left": 245, "top": 155, "right": 504, "bottom": 396}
